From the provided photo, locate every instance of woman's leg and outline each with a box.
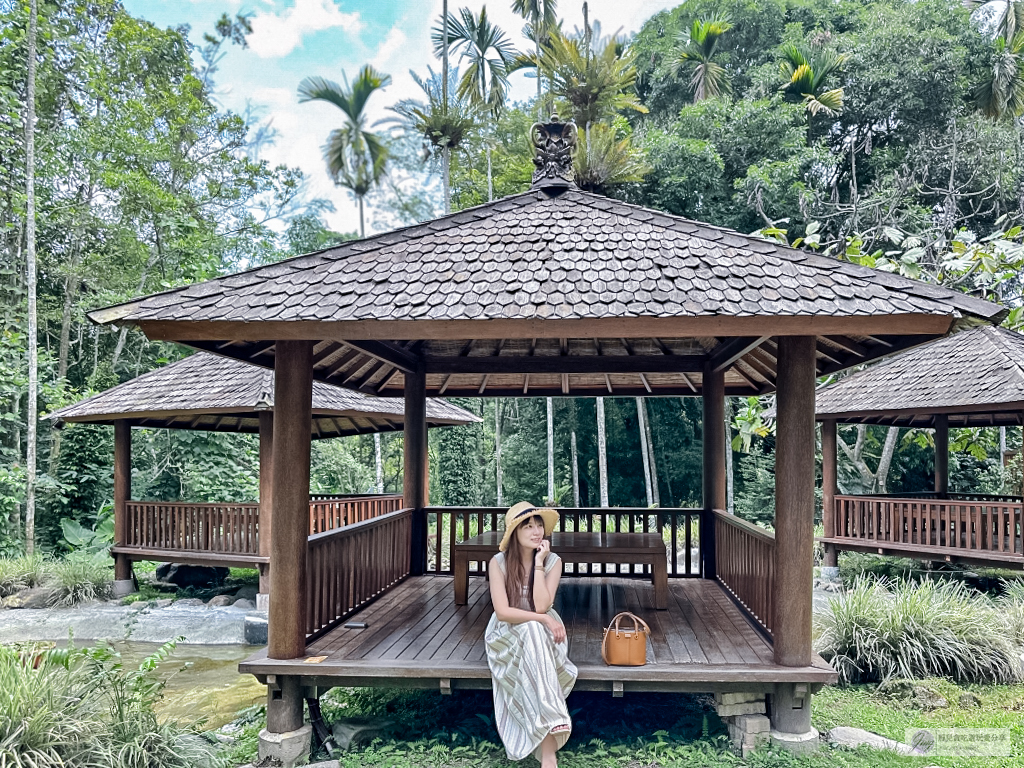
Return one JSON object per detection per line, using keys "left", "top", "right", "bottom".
{"left": 540, "top": 733, "right": 557, "bottom": 768}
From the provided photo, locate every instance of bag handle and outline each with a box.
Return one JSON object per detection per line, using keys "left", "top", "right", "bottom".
{"left": 610, "top": 611, "right": 650, "bottom": 636}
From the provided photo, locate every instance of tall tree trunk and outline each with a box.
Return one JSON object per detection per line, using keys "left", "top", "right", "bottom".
{"left": 597, "top": 397, "right": 608, "bottom": 506}
{"left": 636, "top": 397, "right": 653, "bottom": 506}
{"left": 642, "top": 397, "right": 660, "bottom": 506}
{"left": 725, "top": 397, "right": 734, "bottom": 513}
{"left": 24, "top": 0, "right": 39, "bottom": 554}
{"left": 495, "top": 399, "right": 503, "bottom": 505}
{"left": 374, "top": 433, "right": 383, "bottom": 492}
{"left": 443, "top": 148, "right": 451, "bottom": 215}
{"left": 875, "top": 426, "right": 900, "bottom": 494}
{"left": 486, "top": 145, "right": 493, "bottom": 202}
{"left": 358, "top": 196, "right": 365, "bottom": 238}
{"left": 570, "top": 430, "right": 580, "bottom": 507}
{"left": 442, "top": 0, "right": 451, "bottom": 214}
{"left": 546, "top": 397, "right": 554, "bottom": 504}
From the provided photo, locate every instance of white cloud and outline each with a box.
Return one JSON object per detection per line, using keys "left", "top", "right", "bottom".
{"left": 248, "top": 0, "right": 363, "bottom": 59}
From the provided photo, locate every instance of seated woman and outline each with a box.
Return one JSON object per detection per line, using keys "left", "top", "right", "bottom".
{"left": 485, "top": 502, "right": 578, "bottom": 767}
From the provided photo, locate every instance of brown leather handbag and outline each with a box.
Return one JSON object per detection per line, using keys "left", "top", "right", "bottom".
{"left": 601, "top": 611, "right": 650, "bottom": 666}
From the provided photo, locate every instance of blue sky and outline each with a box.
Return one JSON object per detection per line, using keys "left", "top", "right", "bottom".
{"left": 123, "top": 0, "right": 677, "bottom": 234}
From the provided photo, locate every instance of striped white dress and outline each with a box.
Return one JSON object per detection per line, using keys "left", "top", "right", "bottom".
{"left": 486, "top": 551, "right": 578, "bottom": 761}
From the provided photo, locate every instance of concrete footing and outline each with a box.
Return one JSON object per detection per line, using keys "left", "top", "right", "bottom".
{"left": 258, "top": 724, "right": 311, "bottom": 768}
{"left": 256, "top": 592, "right": 269, "bottom": 612}
{"left": 770, "top": 728, "right": 820, "bottom": 752}
{"left": 112, "top": 579, "right": 136, "bottom": 598}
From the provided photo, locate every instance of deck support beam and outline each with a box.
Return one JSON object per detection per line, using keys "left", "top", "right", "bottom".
{"left": 770, "top": 337, "right": 817, "bottom": 747}
{"left": 821, "top": 420, "right": 838, "bottom": 570}
{"left": 702, "top": 364, "right": 726, "bottom": 578}
{"left": 112, "top": 420, "right": 134, "bottom": 594}
{"left": 934, "top": 413, "right": 949, "bottom": 497}
{"left": 268, "top": 341, "right": 313, "bottom": 663}
{"left": 258, "top": 411, "right": 274, "bottom": 607}
{"left": 405, "top": 366, "right": 428, "bottom": 575}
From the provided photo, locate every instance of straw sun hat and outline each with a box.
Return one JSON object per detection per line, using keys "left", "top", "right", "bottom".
{"left": 498, "top": 501, "right": 559, "bottom": 552}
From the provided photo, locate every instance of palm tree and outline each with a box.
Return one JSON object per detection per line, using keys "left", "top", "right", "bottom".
{"left": 778, "top": 44, "right": 848, "bottom": 117}
{"left": 573, "top": 122, "right": 650, "bottom": 193}
{"left": 976, "top": 32, "right": 1024, "bottom": 118}
{"left": 971, "top": 0, "right": 1024, "bottom": 42}
{"left": 298, "top": 65, "right": 391, "bottom": 237}
{"left": 676, "top": 17, "right": 733, "bottom": 102}
{"left": 512, "top": 0, "right": 559, "bottom": 115}
{"left": 433, "top": 6, "right": 517, "bottom": 200}
{"left": 387, "top": 68, "right": 477, "bottom": 214}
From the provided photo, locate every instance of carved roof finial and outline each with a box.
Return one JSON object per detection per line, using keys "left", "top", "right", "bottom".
{"left": 530, "top": 114, "right": 577, "bottom": 190}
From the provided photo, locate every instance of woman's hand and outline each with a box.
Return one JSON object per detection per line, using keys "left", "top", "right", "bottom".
{"left": 543, "top": 614, "right": 566, "bottom": 644}
{"left": 534, "top": 539, "right": 550, "bottom": 567}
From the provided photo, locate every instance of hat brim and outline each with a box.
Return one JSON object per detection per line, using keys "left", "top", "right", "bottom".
{"left": 498, "top": 507, "right": 559, "bottom": 552}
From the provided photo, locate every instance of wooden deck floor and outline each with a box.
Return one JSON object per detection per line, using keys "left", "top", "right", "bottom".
{"left": 240, "top": 576, "right": 836, "bottom": 694}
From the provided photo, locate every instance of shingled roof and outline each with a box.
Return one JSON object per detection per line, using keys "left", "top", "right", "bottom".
{"left": 807, "top": 325, "right": 1024, "bottom": 427}
{"left": 48, "top": 353, "right": 479, "bottom": 438}
{"left": 89, "top": 186, "right": 1006, "bottom": 398}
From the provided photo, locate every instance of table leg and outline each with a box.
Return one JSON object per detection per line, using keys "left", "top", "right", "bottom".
{"left": 652, "top": 557, "right": 669, "bottom": 610}
{"left": 454, "top": 551, "right": 468, "bottom": 605}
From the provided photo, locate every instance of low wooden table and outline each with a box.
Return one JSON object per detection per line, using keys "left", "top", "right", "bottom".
{"left": 453, "top": 531, "right": 669, "bottom": 609}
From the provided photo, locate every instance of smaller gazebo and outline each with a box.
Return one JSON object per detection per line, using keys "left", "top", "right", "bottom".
{"left": 49, "top": 352, "right": 479, "bottom": 596}
{"left": 810, "top": 324, "right": 1024, "bottom": 569}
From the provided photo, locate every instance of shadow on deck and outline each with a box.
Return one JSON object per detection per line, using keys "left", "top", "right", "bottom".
{"left": 240, "top": 576, "right": 836, "bottom": 694}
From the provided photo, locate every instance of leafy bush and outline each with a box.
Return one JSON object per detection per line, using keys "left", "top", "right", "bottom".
{"left": 48, "top": 554, "right": 113, "bottom": 607}
{"left": 815, "top": 577, "right": 1024, "bottom": 684}
{"left": 0, "top": 641, "right": 224, "bottom": 768}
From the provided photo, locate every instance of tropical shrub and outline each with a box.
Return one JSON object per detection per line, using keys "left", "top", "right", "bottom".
{"left": 0, "top": 553, "right": 52, "bottom": 597}
{"left": 48, "top": 553, "right": 113, "bottom": 607}
{"left": 815, "top": 577, "right": 1024, "bottom": 684}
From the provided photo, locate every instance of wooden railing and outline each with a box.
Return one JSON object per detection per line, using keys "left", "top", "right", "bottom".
{"left": 831, "top": 495, "right": 1024, "bottom": 558}
{"left": 305, "top": 508, "right": 412, "bottom": 639}
{"left": 425, "top": 507, "right": 702, "bottom": 577}
{"left": 714, "top": 510, "right": 774, "bottom": 636}
{"left": 124, "top": 501, "right": 260, "bottom": 554}
{"left": 308, "top": 494, "right": 404, "bottom": 535}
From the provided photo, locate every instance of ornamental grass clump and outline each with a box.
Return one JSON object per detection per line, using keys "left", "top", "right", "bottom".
{"left": 814, "top": 576, "right": 1024, "bottom": 684}
{"left": 48, "top": 553, "right": 113, "bottom": 607}
{"left": 0, "top": 553, "right": 52, "bottom": 597}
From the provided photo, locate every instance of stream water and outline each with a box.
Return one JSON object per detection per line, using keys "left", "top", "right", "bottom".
{"left": 105, "top": 642, "right": 265, "bottom": 729}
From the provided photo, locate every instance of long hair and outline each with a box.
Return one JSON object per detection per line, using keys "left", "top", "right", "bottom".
{"left": 504, "top": 514, "right": 544, "bottom": 612}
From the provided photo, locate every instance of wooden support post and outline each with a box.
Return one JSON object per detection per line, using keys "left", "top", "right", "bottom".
{"left": 821, "top": 419, "right": 838, "bottom": 568}
{"left": 258, "top": 411, "right": 274, "bottom": 598}
{"left": 702, "top": 364, "right": 726, "bottom": 579}
{"left": 268, "top": 341, "right": 313, "bottom": 661}
{"left": 934, "top": 414, "right": 949, "bottom": 498}
{"left": 113, "top": 420, "right": 132, "bottom": 583}
{"left": 405, "top": 366, "right": 428, "bottom": 575}
{"left": 772, "top": 336, "right": 816, "bottom": 668}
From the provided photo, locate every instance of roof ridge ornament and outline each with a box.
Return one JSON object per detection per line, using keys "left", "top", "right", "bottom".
{"left": 531, "top": 114, "right": 578, "bottom": 191}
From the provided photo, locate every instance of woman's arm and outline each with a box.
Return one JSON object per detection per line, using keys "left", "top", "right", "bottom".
{"left": 488, "top": 555, "right": 551, "bottom": 626}
{"left": 531, "top": 547, "right": 561, "bottom": 614}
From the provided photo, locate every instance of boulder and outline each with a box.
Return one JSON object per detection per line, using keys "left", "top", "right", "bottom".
{"left": 153, "top": 598, "right": 174, "bottom": 608}
{"left": 330, "top": 717, "right": 396, "bottom": 751}
{"left": 958, "top": 692, "right": 982, "bottom": 708}
{"left": 207, "top": 594, "right": 236, "bottom": 607}
{"left": 154, "top": 563, "right": 229, "bottom": 588}
{"left": 2, "top": 587, "right": 55, "bottom": 609}
{"left": 235, "top": 585, "right": 259, "bottom": 601}
{"left": 826, "top": 726, "right": 921, "bottom": 755}
{"left": 174, "top": 598, "right": 206, "bottom": 607}
{"left": 232, "top": 598, "right": 256, "bottom": 611}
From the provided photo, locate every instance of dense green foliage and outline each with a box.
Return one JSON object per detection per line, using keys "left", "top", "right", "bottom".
{"left": 3, "top": 0, "right": 1024, "bottom": 550}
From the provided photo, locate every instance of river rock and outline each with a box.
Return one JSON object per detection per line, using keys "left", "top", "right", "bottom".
{"left": 958, "top": 692, "right": 982, "bottom": 708}
{"left": 826, "top": 726, "right": 921, "bottom": 755}
{"left": 232, "top": 598, "right": 256, "bottom": 611}
{"left": 235, "top": 585, "right": 258, "bottom": 601}
{"left": 175, "top": 598, "right": 206, "bottom": 608}
{"left": 2, "top": 587, "right": 55, "bottom": 609}
{"left": 207, "top": 594, "right": 236, "bottom": 607}
{"left": 153, "top": 598, "right": 174, "bottom": 608}
{"left": 330, "top": 717, "right": 396, "bottom": 750}
{"left": 154, "top": 563, "right": 229, "bottom": 588}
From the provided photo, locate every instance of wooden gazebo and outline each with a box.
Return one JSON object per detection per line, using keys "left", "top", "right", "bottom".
{"left": 48, "top": 352, "right": 478, "bottom": 597}
{"left": 87, "top": 119, "right": 1004, "bottom": 751}
{"left": 809, "top": 324, "right": 1024, "bottom": 569}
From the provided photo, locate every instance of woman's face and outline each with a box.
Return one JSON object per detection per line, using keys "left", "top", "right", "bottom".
{"left": 515, "top": 515, "right": 546, "bottom": 550}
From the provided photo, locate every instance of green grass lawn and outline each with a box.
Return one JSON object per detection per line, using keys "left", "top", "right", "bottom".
{"left": 222, "top": 682, "right": 1024, "bottom": 767}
